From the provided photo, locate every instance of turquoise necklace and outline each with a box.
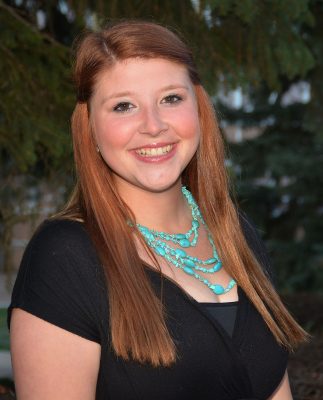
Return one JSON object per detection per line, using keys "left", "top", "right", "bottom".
{"left": 137, "top": 186, "right": 236, "bottom": 296}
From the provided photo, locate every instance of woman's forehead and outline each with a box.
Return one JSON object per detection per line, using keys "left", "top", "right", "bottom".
{"left": 92, "top": 58, "right": 192, "bottom": 99}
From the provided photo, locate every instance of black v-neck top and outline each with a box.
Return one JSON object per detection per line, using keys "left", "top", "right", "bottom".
{"left": 8, "top": 217, "right": 288, "bottom": 400}
{"left": 202, "top": 301, "right": 239, "bottom": 337}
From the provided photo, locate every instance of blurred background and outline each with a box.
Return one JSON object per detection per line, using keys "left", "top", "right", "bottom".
{"left": 0, "top": 1, "right": 322, "bottom": 398}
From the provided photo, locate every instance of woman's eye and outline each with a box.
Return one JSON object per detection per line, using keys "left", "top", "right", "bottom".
{"left": 162, "top": 94, "right": 183, "bottom": 104}
{"left": 113, "top": 102, "right": 134, "bottom": 113}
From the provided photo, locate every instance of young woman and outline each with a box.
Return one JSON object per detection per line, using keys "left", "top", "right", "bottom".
{"left": 9, "top": 21, "right": 307, "bottom": 400}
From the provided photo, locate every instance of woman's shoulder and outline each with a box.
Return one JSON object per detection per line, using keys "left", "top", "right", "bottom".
{"left": 8, "top": 218, "right": 106, "bottom": 342}
{"left": 31, "top": 217, "right": 89, "bottom": 247}
{"left": 21, "top": 217, "right": 104, "bottom": 287}
{"left": 27, "top": 217, "right": 99, "bottom": 264}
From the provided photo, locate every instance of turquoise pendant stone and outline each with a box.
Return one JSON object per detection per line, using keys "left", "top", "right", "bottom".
{"left": 183, "top": 267, "right": 194, "bottom": 275}
{"left": 183, "top": 259, "right": 195, "bottom": 268}
{"left": 154, "top": 246, "right": 166, "bottom": 257}
{"left": 211, "top": 284, "right": 225, "bottom": 295}
{"left": 175, "top": 248, "right": 187, "bottom": 257}
{"left": 179, "top": 238, "right": 191, "bottom": 247}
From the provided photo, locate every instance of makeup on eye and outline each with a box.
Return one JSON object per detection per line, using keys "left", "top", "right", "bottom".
{"left": 113, "top": 102, "right": 135, "bottom": 113}
{"left": 161, "top": 94, "right": 183, "bottom": 104}
{"left": 112, "top": 95, "right": 183, "bottom": 114}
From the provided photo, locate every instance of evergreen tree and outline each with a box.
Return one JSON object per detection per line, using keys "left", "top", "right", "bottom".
{"left": 217, "top": 1, "right": 323, "bottom": 291}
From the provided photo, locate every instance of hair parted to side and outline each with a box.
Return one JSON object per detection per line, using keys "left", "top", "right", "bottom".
{"left": 61, "top": 20, "right": 308, "bottom": 367}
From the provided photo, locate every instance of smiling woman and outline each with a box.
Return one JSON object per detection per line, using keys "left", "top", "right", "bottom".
{"left": 90, "top": 58, "right": 200, "bottom": 193}
{"left": 8, "top": 20, "right": 306, "bottom": 400}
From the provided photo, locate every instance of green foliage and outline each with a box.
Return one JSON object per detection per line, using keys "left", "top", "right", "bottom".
{"left": 0, "top": 3, "right": 74, "bottom": 175}
{"left": 206, "top": 0, "right": 259, "bottom": 22}
{"left": 202, "top": 0, "right": 315, "bottom": 89}
{"left": 222, "top": 82, "right": 323, "bottom": 292}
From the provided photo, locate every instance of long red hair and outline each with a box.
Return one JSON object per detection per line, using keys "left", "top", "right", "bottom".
{"left": 60, "top": 20, "right": 307, "bottom": 366}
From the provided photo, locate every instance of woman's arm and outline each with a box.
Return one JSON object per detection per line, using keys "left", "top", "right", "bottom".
{"left": 268, "top": 369, "right": 293, "bottom": 400}
{"left": 10, "top": 308, "right": 101, "bottom": 400}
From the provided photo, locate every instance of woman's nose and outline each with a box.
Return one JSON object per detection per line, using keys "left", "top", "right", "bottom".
{"left": 138, "top": 106, "right": 168, "bottom": 136}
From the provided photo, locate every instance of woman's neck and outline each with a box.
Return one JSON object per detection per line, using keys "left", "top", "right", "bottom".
{"left": 117, "top": 181, "right": 192, "bottom": 233}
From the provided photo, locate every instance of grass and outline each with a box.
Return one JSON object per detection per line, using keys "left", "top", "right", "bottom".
{"left": 0, "top": 308, "right": 10, "bottom": 351}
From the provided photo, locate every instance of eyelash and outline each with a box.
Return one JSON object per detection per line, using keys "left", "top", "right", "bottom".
{"left": 162, "top": 94, "right": 183, "bottom": 104}
{"left": 113, "top": 102, "right": 134, "bottom": 113}
{"left": 112, "top": 94, "right": 183, "bottom": 113}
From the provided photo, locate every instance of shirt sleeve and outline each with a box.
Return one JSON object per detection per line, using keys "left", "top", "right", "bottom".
{"left": 7, "top": 219, "right": 106, "bottom": 344}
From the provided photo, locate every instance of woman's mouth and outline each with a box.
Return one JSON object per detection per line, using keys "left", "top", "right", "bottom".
{"left": 135, "top": 144, "right": 173, "bottom": 157}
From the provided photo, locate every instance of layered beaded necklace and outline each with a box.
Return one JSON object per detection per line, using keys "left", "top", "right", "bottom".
{"left": 137, "top": 186, "right": 236, "bottom": 296}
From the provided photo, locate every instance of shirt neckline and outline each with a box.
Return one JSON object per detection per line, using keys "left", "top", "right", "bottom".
{"left": 200, "top": 301, "right": 240, "bottom": 307}
{"left": 143, "top": 262, "right": 239, "bottom": 305}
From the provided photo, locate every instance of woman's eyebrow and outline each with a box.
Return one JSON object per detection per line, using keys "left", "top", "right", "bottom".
{"left": 160, "top": 84, "right": 189, "bottom": 92}
{"left": 100, "top": 91, "right": 133, "bottom": 105}
{"left": 100, "top": 85, "right": 189, "bottom": 105}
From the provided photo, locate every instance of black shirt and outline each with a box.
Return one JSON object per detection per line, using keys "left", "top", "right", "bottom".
{"left": 202, "top": 301, "right": 238, "bottom": 337}
{"left": 8, "top": 217, "right": 288, "bottom": 400}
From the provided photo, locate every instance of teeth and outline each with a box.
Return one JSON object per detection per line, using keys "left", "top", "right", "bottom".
{"left": 136, "top": 144, "right": 172, "bottom": 157}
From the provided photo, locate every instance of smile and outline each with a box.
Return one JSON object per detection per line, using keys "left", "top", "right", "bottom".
{"left": 135, "top": 144, "right": 173, "bottom": 157}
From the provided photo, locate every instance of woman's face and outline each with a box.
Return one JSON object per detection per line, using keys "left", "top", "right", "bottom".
{"left": 90, "top": 58, "right": 200, "bottom": 195}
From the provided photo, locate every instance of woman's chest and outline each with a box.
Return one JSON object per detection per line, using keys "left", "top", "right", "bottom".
{"left": 96, "top": 282, "right": 288, "bottom": 400}
{"left": 100, "top": 297, "right": 251, "bottom": 400}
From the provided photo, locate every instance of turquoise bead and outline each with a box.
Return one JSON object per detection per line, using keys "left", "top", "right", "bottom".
{"left": 183, "top": 259, "right": 195, "bottom": 268}
{"left": 179, "top": 238, "right": 191, "bottom": 247}
{"left": 205, "top": 258, "right": 217, "bottom": 265}
{"left": 175, "top": 248, "right": 187, "bottom": 257}
{"left": 146, "top": 232, "right": 155, "bottom": 241}
{"left": 175, "top": 233, "right": 186, "bottom": 239}
{"left": 154, "top": 246, "right": 166, "bottom": 257}
{"left": 140, "top": 228, "right": 154, "bottom": 241}
{"left": 183, "top": 267, "right": 194, "bottom": 275}
{"left": 213, "top": 262, "right": 222, "bottom": 272}
{"left": 211, "top": 285, "right": 225, "bottom": 295}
